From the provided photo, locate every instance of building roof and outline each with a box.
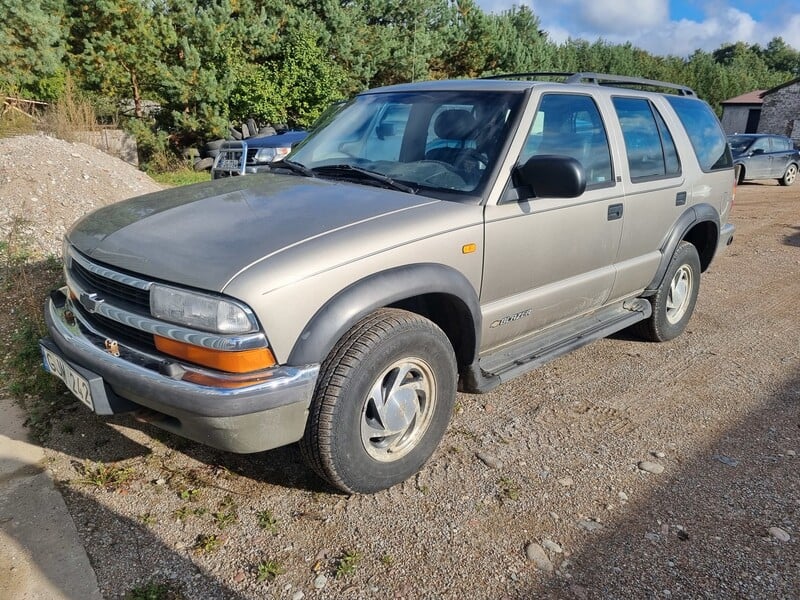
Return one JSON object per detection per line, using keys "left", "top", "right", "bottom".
{"left": 761, "top": 76, "right": 800, "bottom": 96}
{"left": 721, "top": 90, "right": 766, "bottom": 105}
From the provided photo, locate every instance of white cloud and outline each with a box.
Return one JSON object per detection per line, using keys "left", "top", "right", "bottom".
{"left": 479, "top": 1, "right": 800, "bottom": 56}
{"left": 574, "top": 0, "right": 669, "bottom": 34}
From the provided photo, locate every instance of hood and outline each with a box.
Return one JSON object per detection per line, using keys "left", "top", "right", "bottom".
{"left": 68, "top": 174, "right": 439, "bottom": 291}
{"left": 245, "top": 130, "right": 307, "bottom": 149}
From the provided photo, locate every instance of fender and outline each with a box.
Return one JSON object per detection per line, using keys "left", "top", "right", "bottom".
{"left": 287, "top": 263, "right": 482, "bottom": 366}
{"left": 644, "top": 203, "right": 720, "bottom": 295}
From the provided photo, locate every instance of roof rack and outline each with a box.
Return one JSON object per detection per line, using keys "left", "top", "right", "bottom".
{"left": 481, "top": 72, "right": 696, "bottom": 97}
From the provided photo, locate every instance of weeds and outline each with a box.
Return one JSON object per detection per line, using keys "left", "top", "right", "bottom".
{"left": 193, "top": 533, "right": 222, "bottom": 554}
{"left": 76, "top": 461, "right": 136, "bottom": 491}
{"left": 172, "top": 506, "right": 206, "bottom": 522}
{"left": 256, "top": 559, "right": 283, "bottom": 582}
{"left": 497, "top": 476, "right": 520, "bottom": 501}
{"left": 334, "top": 550, "right": 361, "bottom": 578}
{"left": 256, "top": 509, "right": 278, "bottom": 533}
{"left": 139, "top": 513, "right": 156, "bottom": 526}
{"left": 40, "top": 77, "right": 99, "bottom": 143}
{"left": 178, "top": 488, "right": 201, "bottom": 502}
{"left": 380, "top": 554, "right": 394, "bottom": 566}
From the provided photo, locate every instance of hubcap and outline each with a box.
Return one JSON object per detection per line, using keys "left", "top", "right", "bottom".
{"left": 786, "top": 165, "right": 797, "bottom": 185}
{"left": 360, "top": 358, "right": 436, "bottom": 462}
{"left": 665, "top": 265, "right": 693, "bottom": 325}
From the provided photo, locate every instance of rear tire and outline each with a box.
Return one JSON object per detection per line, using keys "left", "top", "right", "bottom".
{"left": 300, "top": 309, "right": 457, "bottom": 494}
{"left": 635, "top": 241, "right": 701, "bottom": 342}
{"left": 779, "top": 163, "right": 797, "bottom": 186}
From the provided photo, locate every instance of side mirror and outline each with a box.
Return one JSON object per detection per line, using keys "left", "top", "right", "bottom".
{"left": 751, "top": 148, "right": 765, "bottom": 155}
{"left": 513, "top": 155, "right": 587, "bottom": 199}
{"left": 376, "top": 123, "right": 395, "bottom": 140}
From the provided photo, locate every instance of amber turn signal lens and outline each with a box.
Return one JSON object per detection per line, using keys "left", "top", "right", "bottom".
{"left": 154, "top": 336, "right": 276, "bottom": 373}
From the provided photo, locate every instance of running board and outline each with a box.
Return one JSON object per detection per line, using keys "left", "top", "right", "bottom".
{"left": 480, "top": 298, "right": 651, "bottom": 384}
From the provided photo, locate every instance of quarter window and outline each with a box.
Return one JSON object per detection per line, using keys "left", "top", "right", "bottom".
{"left": 666, "top": 96, "right": 732, "bottom": 171}
{"left": 613, "top": 97, "right": 681, "bottom": 181}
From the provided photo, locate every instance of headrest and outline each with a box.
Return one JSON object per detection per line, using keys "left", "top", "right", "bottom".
{"left": 433, "top": 109, "right": 477, "bottom": 140}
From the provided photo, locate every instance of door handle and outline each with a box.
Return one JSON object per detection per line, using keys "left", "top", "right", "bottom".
{"left": 607, "top": 203, "right": 623, "bottom": 221}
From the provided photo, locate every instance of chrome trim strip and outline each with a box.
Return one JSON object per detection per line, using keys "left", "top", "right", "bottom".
{"left": 69, "top": 247, "right": 152, "bottom": 291}
{"left": 47, "top": 290, "right": 319, "bottom": 399}
{"left": 66, "top": 272, "right": 268, "bottom": 351}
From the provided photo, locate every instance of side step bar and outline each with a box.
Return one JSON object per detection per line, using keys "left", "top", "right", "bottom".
{"left": 480, "top": 298, "right": 651, "bottom": 384}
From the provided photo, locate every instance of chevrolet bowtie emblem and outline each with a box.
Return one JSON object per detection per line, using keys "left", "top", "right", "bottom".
{"left": 79, "top": 292, "right": 104, "bottom": 313}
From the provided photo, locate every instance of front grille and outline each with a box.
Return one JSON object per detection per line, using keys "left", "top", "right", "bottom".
{"left": 70, "top": 258, "right": 150, "bottom": 311}
{"left": 83, "top": 310, "right": 157, "bottom": 352}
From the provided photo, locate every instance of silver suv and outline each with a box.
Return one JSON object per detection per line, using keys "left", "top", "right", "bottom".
{"left": 41, "top": 73, "right": 735, "bottom": 493}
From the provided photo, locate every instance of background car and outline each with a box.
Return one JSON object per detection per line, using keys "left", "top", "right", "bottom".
{"left": 729, "top": 133, "right": 799, "bottom": 186}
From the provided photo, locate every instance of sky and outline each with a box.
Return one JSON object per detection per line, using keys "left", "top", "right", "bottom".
{"left": 477, "top": 0, "right": 800, "bottom": 57}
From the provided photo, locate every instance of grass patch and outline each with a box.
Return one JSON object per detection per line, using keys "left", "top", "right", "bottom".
{"left": 1, "top": 218, "right": 66, "bottom": 440}
{"left": 149, "top": 168, "right": 210, "bottom": 187}
{"left": 334, "top": 550, "right": 361, "bottom": 579}
{"left": 256, "top": 559, "right": 283, "bottom": 583}
{"left": 256, "top": 509, "right": 278, "bottom": 533}
{"left": 193, "top": 533, "right": 223, "bottom": 555}
{"left": 75, "top": 461, "right": 136, "bottom": 491}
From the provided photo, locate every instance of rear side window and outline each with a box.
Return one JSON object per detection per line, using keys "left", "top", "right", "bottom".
{"left": 612, "top": 97, "right": 681, "bottom": 181}
{"left": 666, "top": 96, "right": 732, "bottom": 171}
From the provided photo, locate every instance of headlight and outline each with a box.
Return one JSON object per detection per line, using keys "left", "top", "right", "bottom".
{"left": 253, "top": 146, "right": 291, "bottom": 164}
{"left": 150, "top": 285, "right": 256, "bottom": 334}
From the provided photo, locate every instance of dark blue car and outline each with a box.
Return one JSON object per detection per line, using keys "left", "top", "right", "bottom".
{"left": 729, "top": 134, "right": 799, "bottom": 186}
{"left": 211, "top": 130, "right": 308, "bottom": 179}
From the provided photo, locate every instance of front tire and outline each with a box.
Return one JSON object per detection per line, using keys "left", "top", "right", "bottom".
{"left": 300, "top": 309, "right": 457, "bottom": 494}
{"left": 635, "top": 241, "right": 701, "bottom": 342}
{"left": 779, "top": 163, "right": 797, "bottom": 186}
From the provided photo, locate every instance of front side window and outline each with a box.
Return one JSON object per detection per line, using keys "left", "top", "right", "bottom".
{"left": 613, "top": 97, "right": 681, "bottom": 181}
{"left": 520, "top": 94, "right": 613, "bottom": 188}
{"left": 290, "top": 91, "right": 524, "bottom": 197}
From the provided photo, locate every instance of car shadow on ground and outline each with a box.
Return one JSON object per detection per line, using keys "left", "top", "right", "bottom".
{"left": 40, "top": 398, "right": 333, "bottom": 494}
{"left": 528, "top": 369, "right": 800, "bottom": 599}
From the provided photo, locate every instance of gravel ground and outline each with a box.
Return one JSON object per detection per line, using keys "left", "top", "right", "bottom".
{"left": 1, "top": 142, "right": 798, "bottom": 600}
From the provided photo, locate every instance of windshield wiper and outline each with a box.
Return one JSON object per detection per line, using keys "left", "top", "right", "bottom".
{"left": 270, "top": 159, "right": 315, "bottom": 177}
{"left": 312, "top": 164, "right": 417, "bottom": 194}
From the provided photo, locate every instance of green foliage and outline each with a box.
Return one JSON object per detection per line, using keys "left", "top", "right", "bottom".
{"left": 3, "top": 1, "right": 799, "bottom": 160}
{"left": 0, "top": 0, "right": 67, "bottom": 100}
{"left": 76, "top": 461, "right": 136, "bottom": 490}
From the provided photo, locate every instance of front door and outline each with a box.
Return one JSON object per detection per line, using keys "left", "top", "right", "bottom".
{"left": 481, "top": 93, "right": 623, "bottom": 352}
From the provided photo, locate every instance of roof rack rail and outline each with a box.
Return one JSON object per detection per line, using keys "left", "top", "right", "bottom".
{"left": 481, "top": 71, "right": 696, "bottom": 97}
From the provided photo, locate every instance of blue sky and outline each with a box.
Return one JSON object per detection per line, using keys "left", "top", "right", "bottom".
{"left": 477, "top": 1, "right": 800, "bottom": 57}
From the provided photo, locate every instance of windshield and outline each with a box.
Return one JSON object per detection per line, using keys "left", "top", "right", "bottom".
{"left": 289, "top": 90, "right": 524, "bottom": 197}
{"left": 728, "top": 135, "right": 754, "bottom": 153}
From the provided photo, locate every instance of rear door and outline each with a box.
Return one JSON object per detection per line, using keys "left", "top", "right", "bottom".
{"left": 605, "top": 95, "right": 686, "bottom": 301}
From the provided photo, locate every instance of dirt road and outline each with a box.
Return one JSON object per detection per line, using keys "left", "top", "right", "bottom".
{"left": 27, "top": 182, "right": 800, "bottom": 598}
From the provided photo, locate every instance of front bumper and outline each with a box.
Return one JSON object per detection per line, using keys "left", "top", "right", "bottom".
{"left": 42, "top": 288, "right": 319, "bottom": 453}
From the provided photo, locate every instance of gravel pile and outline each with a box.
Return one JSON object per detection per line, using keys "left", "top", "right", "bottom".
{"left": 0, "top": 134, "right": 161, "bottom": 259}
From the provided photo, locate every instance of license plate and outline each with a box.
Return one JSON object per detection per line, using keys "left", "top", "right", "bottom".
{"left": 41, "top": 347, "right": 94, "bottom": 410}
{"left": 218, "top": 157, "right": 242, "bottom": 171}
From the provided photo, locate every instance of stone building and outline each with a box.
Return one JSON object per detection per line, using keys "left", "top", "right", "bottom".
{"left": 720, "top": 77, "right": 800, "bottom": 145}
